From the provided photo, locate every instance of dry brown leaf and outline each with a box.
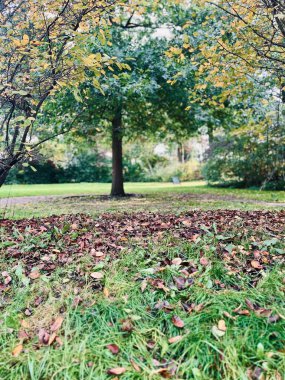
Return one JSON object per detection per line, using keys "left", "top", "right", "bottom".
{"left": 90, "top": 272, "right": 104, "bottom": 280}
{"left": 218, "top": 319, "right": 226, "bottom": 332}
{"left": 250, "top": 260, "right": 262, "bottom": 269}
{"left": 18, "top": 330, "right": 29, "bottom": 342}
{"left": 20, "top": 319, "right": 30, "bottom": 329}
{"left": 130, "top": 359, "right": 141, "bottom": 372}
{"left": 50, "top": 316, "right": 64, "bottom": 332}
{"left": 29, "top": 270, "right": 40, "bottom": 280}
{"left": 141, "top": 280, "right": 147, "bottom": 292}
{"left": 38, "top": 328, "right": 50, "bottom": 345}
{"left": 171, "top": 315, "right": 185, "bottom": 328}
{"left": 168, "top": 335, "right": 183, "bottom": 344}
{"left": 171, "top": 258, "right": 182, "bottom": 265}
{"left": 12, "top": 343, "right": 23, "bottom": 357}
{"left": 103, "top": 288, "right": 110, "bottom": 297}
{"left": 48, "top": 332, "right": 57, "bottom": 346}
{"left": 107, "top": 367, "right": 126, "bottom": 375}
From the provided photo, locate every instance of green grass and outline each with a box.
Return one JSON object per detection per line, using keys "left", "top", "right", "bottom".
{"left": 1, "top": 181, "right": 285, "bottom": 201}
{"left": 1, "top": 181, "right": 284, "bottom": 220}
{"left": 0, "top": 221, "right": 284, "bottom": 380}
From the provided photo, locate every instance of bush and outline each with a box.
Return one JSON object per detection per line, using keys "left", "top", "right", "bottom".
{"left": 203, "top": 135, "right": 285, "bottom": 190}
{"left": 149, "top": 160, "right": 202, "bottom": 182}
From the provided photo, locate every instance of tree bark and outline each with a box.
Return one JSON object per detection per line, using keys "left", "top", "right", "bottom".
{"left": 177, "top": 143, "right": 183, "bottom": 163}
{"left": 0, "top": 165, "right": 12, "bottom": 187}
{"left": 111, "top": 109, "right": 125, "bottom": 197}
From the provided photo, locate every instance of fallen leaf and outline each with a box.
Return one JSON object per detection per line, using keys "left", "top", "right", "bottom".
{"left": 130, "top": 359, "right": 141, "bottom": 372}
{"left": 29, "top": 270, "right": 40, "bottom": 280}
{"left": 20, "top": 319, "right": 30, "bottom": 329}
{"left": 171, "top": 258, "right": 182, "bottom": 265}
{"left": 50, "top": 316, "right": 64, "bottom": 332}
{"left": 141, "top": 279, "right": 147, "bottom": 292}
{"left": 48, "top": 332, "right": 57, "bottom": 346}
{"left": 91, "top": 249, "right": 104, "bottom": 257}
{"left": 107, "top": 367, "right": 126, "bottom": 375}
{"left": 106, "top": 344, "right": 120, "bottom": 354}
{"left": 38, "top": 328, "right": 50, "bottom": 345}
{"left": 168, "top": 335, "right": 183, "bottom": 344}
{"left": 18, "top": 330, "right": 29, "bottom": 341}
{"left": 90, "top": 272, "right": 104, "bottom": 280}
{"left": 250, "top": 260, "right": 262, "bottom": 269}
{"left": 12, "top": 343, "right": 23, "bottom": 357}
{"left": 103, "top": 288, "right": 110, "bottom": 297}
{"left": 211, "top": 325, "right": 225, "bottom": 338}
{"left": 200, "top": 257, "right": 209, "bottom": 266}
{"left": 218, "top": 319, "right": 226, "bottom": 332}
{"left": 171, "top": 315, "right": 184, "bottom": 328}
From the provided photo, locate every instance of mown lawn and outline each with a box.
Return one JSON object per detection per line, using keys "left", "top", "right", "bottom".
{"left": 1, "top": 181, "right": 284, "bottom": 220}
{"left": 0, "top": 210, "right": 284, "bottom": 379}
{"left": 1, "top": 181, "right": 285, "bottom": 201}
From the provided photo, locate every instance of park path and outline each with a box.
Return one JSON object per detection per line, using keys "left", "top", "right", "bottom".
{"left": 0, "top": 193, "right": 284, "bottom": 208}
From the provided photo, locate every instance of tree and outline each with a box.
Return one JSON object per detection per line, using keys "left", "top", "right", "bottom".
{"left": 0, "top": 0, "right": 121, "bottom": 186}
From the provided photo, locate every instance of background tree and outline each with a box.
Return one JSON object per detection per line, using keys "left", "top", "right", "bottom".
{"left": 0, "top": 0, "right": 121, "bottom": 186}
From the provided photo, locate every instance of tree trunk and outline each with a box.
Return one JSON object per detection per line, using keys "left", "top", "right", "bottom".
{"left": 177, "top": 143, "right": 183, "bottom": 163}
{"left": 111, "top": 109, "right": 125, "bottom": 197}
{"left": 0, "top": 168, "right": 10, "bottom": 187}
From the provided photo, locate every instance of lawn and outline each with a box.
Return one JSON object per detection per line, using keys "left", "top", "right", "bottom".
{"left": 0, "top": 210, "right": 284, "bottom": 379}
{"left": 0, "top": 184, "right": 284, "bottom": 379}
{"left": 1, "top": 181, "right": 285, "bottom": 201}
{"left": 1, "top": 181, "right": 284, "bottom": 220}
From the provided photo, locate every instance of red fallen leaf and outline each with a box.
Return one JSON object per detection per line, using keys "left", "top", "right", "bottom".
{"left": 171, "top": 315, "right": 185, "bottom": 328}
{"left": 250, "top": 260, "right": 262, "bottom": 269}
{"left": 50, "top": 316, "right": 64, "bottom": 332}
{"left": 106, "top": 344, "right": 120, "bottom": 354}
{"left": 200, "top": 257, "right": 209, "bottom": 266}
{"left": 12, "top": 343, "right": 23, "bottom": 357}
{"left": 29, "top": 270, "right": 40, "bottom": 280}
{"left": 38, "top": 328, "right": 50, "bottom": 345}
{"left": 107, "top": 367, "right": 126, "bottom": 375}
{"left": 130, "top": 359, "right": 141, "bottom": 372}
{"left": 168, "top": 335, "right": 183, "bottom": 344}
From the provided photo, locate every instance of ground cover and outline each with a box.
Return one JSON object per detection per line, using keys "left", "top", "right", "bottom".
{"left": 0, "top": 209, "right": 284, "bottom": 379}
{"left": 1, "top": 182, "right": 285, "bottom": 220}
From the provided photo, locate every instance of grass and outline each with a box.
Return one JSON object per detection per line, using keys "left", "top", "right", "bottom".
{"left": 0, "top": 183, "right": 284, "bottom": 379}
{"left": 1, "top": 181, "right": 285, "bottom": 201}
{"left": 0, "top": 217, "right": 284, "bottom": 379}
{"left": 1, "top": 181, "right": 284, "bottom": 220}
